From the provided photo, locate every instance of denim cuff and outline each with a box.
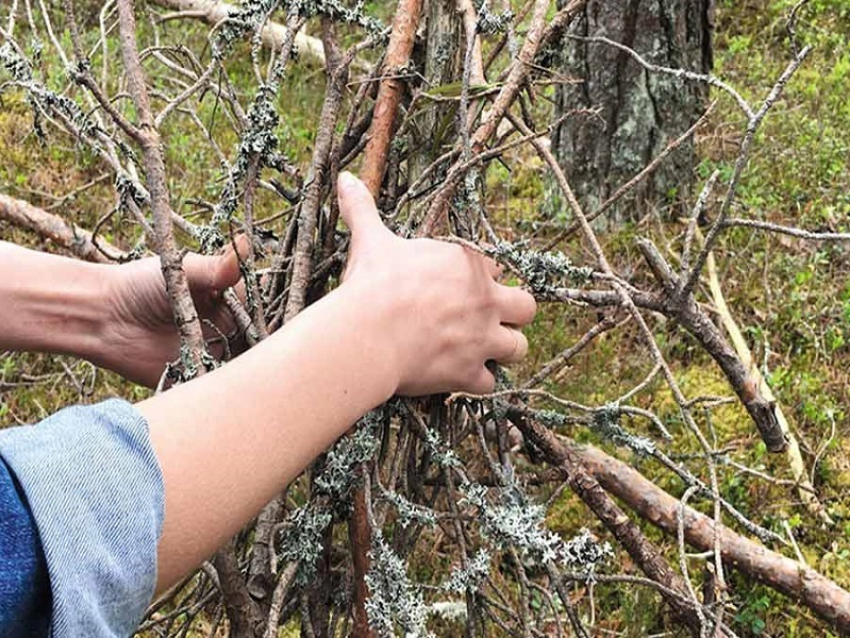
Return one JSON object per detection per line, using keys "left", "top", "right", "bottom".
{"left": 0, "top": 399, "right": 165, "bottom": 637}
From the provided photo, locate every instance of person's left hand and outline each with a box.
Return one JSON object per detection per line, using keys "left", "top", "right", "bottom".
{"left": 95, "top": 241, "right": 246, "bottom": 388}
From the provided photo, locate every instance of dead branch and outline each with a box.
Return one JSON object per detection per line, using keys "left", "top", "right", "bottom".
{"left": 0, "top": 193, "right": 123, "bottom": 263}
{"left": 507, "top": 409, "right": 711, "bottom": 636}
{"left": 350, "top": 1, "right": 423, "bottom": 633}
{"left": 116, "top": 0, "right": 209, "bottom": 374}
{"left": 704, "top": 249, "right": 832, "bottom": 524}
{"left": 574, "top": 441, "right": 850, "bottom": 634}
{"left": 635, "top": 238, "right": 786, "bottom": 452}
{"left": 149, "top": 0, "right": 326, "bottom": 66}
{"left": 359, "top": 0, "right": 422, "bottom": 197}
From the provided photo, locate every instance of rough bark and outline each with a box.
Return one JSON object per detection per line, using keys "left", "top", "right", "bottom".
{"left": 408, "top": 0, "right": 464, "bottom": 181}
{"left": 0, "top": 193, "right": 122, "bottom": 263}
{"left": 575, "top": 442, "right": 850, "bottom": 635}
{"left": 552, "top": 0, "right": 715, "bottom": 220}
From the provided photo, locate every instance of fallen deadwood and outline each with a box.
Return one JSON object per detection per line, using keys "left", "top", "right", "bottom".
{"left": 636, "top": 239, "right": 787, "bottom": 452}
{"left": 0, "top": 193, "right": 122, "bottom": 262}
{"left": 506, "top": 411, "right": 710, "bottom": 635}
{"left": 511, "top": 404, "right": 850, "bottom": 632}
{"left": 575, "top": 441, "right": 850, "bottom": 634}
{"left": 150, "top": 0, "right": 325, "bottom": 66}
{"left": 705, "top": 248, "right": 832, "bottom": 525}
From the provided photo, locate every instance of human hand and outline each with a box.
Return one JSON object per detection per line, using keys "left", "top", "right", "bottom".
{"left": 337, "top": 172, "right": 537, "bottom": 396}
{"left": 97, "top": 241, "right": 246, "bottom": 388}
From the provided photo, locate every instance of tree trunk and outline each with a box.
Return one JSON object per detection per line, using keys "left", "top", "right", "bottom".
{"left": 552, "top": 0, "right": 714, "bottom": 222}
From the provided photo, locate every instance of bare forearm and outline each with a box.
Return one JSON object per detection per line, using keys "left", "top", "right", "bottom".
{"left": 0, "top": 241, "right": 108, "bottom": 358}
{"left": 137, "top": 283, "right": 398, "bottom": 590}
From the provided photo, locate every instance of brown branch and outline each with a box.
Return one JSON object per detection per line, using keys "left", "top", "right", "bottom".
{"left": 350, "top": 2, "right": 423, "bottom": 634}
{"left": 573, "top": 441, "right": 850, "bottom": 634}
{"left": 635, "top": 238, "right": 785, "bottom": 452}
{"left": 212, "top": 540, "right": 263, "bottom": 637}
{"left": 116, "top": 0, "right": 256, "bottom": 631}
{"left": 507, "top": 409, "right": 707, "bottom": 635}
{"left": 250, "top": 30, "right": 367, "bottom": 609}
{"left": 358, "top": 0, "right": 423, "bottom": 197}
{"left": 278, "top": 38, "right": 362, "bottom": 323}
{"left": 0, "top": 193, "right": 123, "bottom": 263}
{"left": 116, "top": 0, "right": 208, "bottom": 376}
{"left": 704, "top": 249, "right": 831, "bottom": 523}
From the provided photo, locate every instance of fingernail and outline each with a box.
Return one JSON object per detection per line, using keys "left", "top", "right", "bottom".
{"left": 338, "top": 171, "right": 358, "bottom": 192}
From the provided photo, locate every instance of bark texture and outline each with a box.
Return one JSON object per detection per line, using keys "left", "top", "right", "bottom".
{"left": 575, "top": 443, "right": 850, "bottom": 634}
{"left": 552, "top": 0, "right": 714, "bottom": 220}
{"left": 0, "top": 194, "right": 122, "bottom": 263}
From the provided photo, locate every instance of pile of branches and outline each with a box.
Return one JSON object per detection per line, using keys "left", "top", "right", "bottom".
{"left": 2, "top": 0, "right": 849, "bottom": 636}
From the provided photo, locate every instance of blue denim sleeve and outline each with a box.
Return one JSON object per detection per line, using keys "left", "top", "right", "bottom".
{"left": 0, "top": 457, "right": 50, "bottom": 637}
{"left": 0, "top": 399, "right": 165, "bottom": 637}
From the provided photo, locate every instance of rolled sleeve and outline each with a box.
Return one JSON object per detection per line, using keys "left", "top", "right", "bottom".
{"left": 0, "top": 399, "right": 165, "bottom": 637}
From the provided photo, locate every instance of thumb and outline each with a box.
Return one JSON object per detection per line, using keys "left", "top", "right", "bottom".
{"left": 184, "top": 234, "right": 249, "bottom": 292}
{"left": 337, "top": 171, "right": 390, "bottom": 242}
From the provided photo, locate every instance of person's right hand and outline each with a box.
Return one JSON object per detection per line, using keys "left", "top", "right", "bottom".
{"left": 336, "top": 172, "right": 537, "bottom": 396}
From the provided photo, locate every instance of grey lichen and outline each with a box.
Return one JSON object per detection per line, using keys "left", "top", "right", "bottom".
{"left": 277, "top": 503, "right": 334, "bottom": 584}
{"left": 422, "top": 428, "right": 461, "bottom": 469}
{"left": 487, "top": 241, "right": 593, "bottom": 295}
{"left": 592, "top": 404, "right": 657, "bottom": 457}
{"left": 378, "top": 485, "right": 437, "bottom": 529}
{"left": 476, "top": 2, "right": 513, "bottom": 35}
{"left": 365, "top": 530, "right": 434, "bottom": 638}
{"left": 461, "top": 481, "right": 610, "bottom": 572}
{"left": 286, "top": 0, "right": 383, "bottom": 35}
{"left": 314, "top": 409, "right": 383, "bottom": 499}
{"left": 442, "top": 548, "right": 491, "bottom": 594}
{"left": 0, "top": 42, "right": 104, "bottom": 148}
{"left": 213, "top": 85, "right": 288, "bottom": 238}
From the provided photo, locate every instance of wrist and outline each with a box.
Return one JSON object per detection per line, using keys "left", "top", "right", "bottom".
{"left": 0, "top": 244, "right": 112, "bottom": 359}
{"left": 330, "top": 280, "right": 406, "bottom": 400}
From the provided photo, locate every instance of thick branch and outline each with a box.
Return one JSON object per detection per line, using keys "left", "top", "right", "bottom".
{"left": 351, "top": 2, "right": 423, "bottom": 634}
{"left": 574, "top": 442, "right": 850, "bottom": 634}
{"left": 0, "top": 193, "right": 122, "bottom": 263}
{"left": 359, "top": 0, "right": 422, "bottom": 197}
